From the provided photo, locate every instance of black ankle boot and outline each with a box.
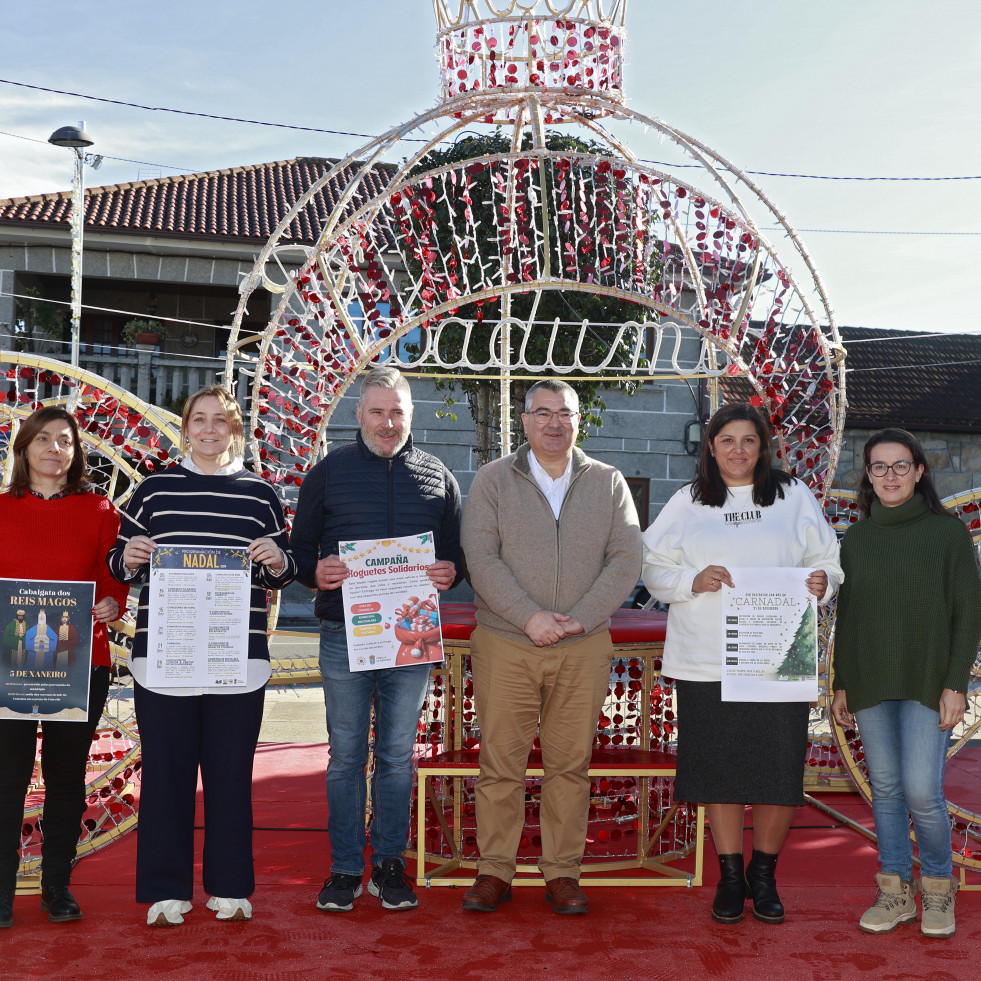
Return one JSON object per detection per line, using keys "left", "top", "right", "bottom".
{"left": 711, "top": 853, "right": 747, "bottom": 923}
{"left": 745, "top": 849, "right": 785, "bottom": 924}
{"left": 40, "top": 885, "right": 82, "bottom": 923}
{"left": 0, "top": 887, "right": 13, "bottom": 928}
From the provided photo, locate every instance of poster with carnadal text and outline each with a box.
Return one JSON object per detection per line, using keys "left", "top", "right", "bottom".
{"left": 340, "top": 532, "right": 442, "bottom": 672}
{"left": 0, "top": 577, "right": 95, "bottom": 721}
{"left": 720, "top": 567, "right": 818, "bottom": 702}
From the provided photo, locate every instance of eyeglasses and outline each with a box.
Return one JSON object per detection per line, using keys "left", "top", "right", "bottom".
{"left": 529, "top": 408, "right": 578, "bottom": 425}
{"left": 868, "top": 461, "right": 914, "bottom": 477}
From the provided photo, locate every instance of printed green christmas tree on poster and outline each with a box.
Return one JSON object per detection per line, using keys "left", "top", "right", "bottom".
{"left": 777, "top": 603, "right": 817, "bottom": 679}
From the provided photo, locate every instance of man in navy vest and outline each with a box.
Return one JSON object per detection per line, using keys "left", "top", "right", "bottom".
{"left": 292, "top": 366, "right": 462, "bottom": 912}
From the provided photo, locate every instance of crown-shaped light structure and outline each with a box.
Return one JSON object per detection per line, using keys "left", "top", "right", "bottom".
{"left": 434, "top": 0, "right": 626, "bottom": 122}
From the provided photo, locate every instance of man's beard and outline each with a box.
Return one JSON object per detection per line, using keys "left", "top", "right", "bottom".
{"left": 361, "top": 427, "right": 409, "bottom": 458}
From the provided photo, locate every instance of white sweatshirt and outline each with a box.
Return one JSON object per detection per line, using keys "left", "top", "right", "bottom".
{"left": 642, "top": 479, "right": 843, "bottom": 682}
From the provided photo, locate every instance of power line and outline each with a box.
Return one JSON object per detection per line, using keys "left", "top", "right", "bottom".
{"left": 0, "top": 128, "right": 198, "bottom": 174}
{"left": 7, "top": 290, "right": 977, "bottom": 377}
{"left": 0, "top": 290, "right": 231, "bottom": 334}
{"left": 657, "top": 161, "right": 981, "bottom": 182}
{"left": 0, "top": 78, "right": 381, "bottom": 139}
{"left": 3, "top": 77, "right": 980, "bottom": 183}
{"left": 765, "top": 227, "right": 981, "bottom": 237}
{"left": 2, "top": 127, "right": 977, "bottom": 238}
{"left": 843, "top": 330, "right": 981, "bottom": 343}
{"left": 846, "top": 357, "right": 981, "bottom": 373}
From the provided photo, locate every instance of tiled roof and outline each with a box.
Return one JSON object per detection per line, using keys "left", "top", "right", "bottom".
{"left": 0, "top": 157, "right": 398, "bottom": 248}
{"left": 719, "top": 325, "right": 979, "bottom": 433}
{"left": 839, "top": 325, "right": 981, "bottom": 432}
{"left": 3, "top": 161, "right": 977, "bottom": 432}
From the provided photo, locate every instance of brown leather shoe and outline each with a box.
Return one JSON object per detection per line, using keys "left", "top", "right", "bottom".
{"left": 462, "top": 874, "right": 512, "bottom": 912}
{"left": 545, "top": 877, "right": 588, "bottom": 914}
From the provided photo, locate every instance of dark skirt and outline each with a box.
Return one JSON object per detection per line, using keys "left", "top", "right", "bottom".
{"left": 674, "top": 680, "right": 808, "bottom": 806}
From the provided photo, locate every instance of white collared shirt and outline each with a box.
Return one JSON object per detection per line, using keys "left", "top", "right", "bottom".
{"left": 528, "top": 450, "right": 572, "bottom": 519}
{"left": 180, "top": 455, "right": 245, "bottom": 476}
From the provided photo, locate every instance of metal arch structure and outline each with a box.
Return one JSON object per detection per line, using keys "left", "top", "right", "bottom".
{"left": 224, "top": 0, "right": 847, "bottom": 877}
{"left": 220, "top": 0, "right": 981, "bottom": 883}
{"left": 228, "top": 0, "right": 845, "bottom": 513}
{"left": 0, "top": 353, "right": 183, "bottom": 876}
{"left": 817, "top": 487, "right": 981, "bottom": 877}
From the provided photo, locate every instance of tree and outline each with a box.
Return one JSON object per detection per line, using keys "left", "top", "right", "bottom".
{"left": 777, "top": 603, "right": 817, "bottom": 679}
{"left": 401, "top": 131, "right": 660, "bottom": 465}
{"left": 12, "top": 287, "right": 65, "bottom": 353}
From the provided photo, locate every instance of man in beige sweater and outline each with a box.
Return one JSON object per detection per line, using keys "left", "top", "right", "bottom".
{"left": 460, "top": 378, "right": 642, "bottom": 914}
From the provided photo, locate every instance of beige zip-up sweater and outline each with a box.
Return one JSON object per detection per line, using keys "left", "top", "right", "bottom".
{"left": 461, "top": 443, "right": 642, "bottom": 645}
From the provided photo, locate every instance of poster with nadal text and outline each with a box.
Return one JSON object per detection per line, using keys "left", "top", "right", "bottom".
{"left": 339, "top": 532, "right": 442, "bottom": 672}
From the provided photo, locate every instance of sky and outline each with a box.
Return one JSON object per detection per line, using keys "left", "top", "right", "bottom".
{"left": 2, "top": 0, "right": 980, "bottom": 336}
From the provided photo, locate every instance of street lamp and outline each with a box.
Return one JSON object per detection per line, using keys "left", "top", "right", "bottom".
{"left": 48, "top": 122, "right": 102, "bottom": 367}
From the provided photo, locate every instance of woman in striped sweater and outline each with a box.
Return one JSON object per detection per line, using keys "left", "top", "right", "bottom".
{"left": 108, "top": 386, "right": 295, "bottom": 927}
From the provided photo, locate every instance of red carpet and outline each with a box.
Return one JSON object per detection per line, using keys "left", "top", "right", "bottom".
{"left": 3, "top": 743, "right": 979, "bottom": 981}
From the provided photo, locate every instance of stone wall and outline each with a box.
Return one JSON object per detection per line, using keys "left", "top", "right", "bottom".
{"left": 832, "top": 429, "right": 981, "bottom": 500}
{"left": 323, "top": 375, "right": 701, "bottom": 529}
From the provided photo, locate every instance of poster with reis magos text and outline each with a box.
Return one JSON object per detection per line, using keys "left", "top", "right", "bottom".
{"left": 0, "top": 577, "right": 95, "bottom": 721}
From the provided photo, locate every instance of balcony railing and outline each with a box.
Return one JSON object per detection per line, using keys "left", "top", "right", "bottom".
{"left": 1, "top": 336, "right": 252, "bottom": 413}
{"left": 79, "top": 347, "right": 251, "bottom": 410}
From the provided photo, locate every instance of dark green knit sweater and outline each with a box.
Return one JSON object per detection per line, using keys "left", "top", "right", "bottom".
{"left": 832, "top": 493, "right": 981, "bottom": 714}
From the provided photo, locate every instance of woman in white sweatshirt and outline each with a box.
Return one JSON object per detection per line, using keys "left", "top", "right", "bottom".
{"left": 642, "top": 404, "right": 841, "bottom": 926}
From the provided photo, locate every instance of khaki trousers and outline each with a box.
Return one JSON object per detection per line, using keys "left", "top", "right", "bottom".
{"left": 470, "top": 626, "right": 614, "bottom": 882}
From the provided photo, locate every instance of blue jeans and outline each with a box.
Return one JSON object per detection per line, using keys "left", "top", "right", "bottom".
{"left": 319, "top": 621, "right": 431, "bottom": 875}
{"left": 855, "top": 699, "right": 953, "bottom": 879}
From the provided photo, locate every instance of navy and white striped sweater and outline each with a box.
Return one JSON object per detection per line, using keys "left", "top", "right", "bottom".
{"left": 107, "top": 466, "right": 296, "bottom": 663}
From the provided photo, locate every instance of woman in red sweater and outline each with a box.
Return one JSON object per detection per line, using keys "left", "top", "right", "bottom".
{"left": 0, "top": 406, "right": 129, "bottom": 928}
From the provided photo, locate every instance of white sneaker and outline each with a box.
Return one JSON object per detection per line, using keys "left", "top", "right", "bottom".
{"left": 206, "top": 896, "right": 253, "bottom": 921}
{"left": 147, "top": 900, "right": 192, "bottom": 926}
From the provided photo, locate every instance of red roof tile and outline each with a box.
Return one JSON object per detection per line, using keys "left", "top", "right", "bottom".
{"left": 0, "top": 157, "right": 398, "bottom": 248}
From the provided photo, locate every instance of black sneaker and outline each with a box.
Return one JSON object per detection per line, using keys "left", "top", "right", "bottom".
{"left": 316, "top": 873, "right": 363, "bottom": 912}
{"left": 367, "top": 858, "right": 418, "bottom": 910}
{"left": 40, "top": 885, "right": 83, "bottom": 923}
{"left": 0, "top": 889, "right": 13, "bottom": 928}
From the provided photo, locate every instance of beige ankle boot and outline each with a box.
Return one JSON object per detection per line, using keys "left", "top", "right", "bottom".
{"left": 920, "top": 875, "right": 957, "bottom": 937}
{"left": 859, "top": 872, "right": 917, "bottom": 934}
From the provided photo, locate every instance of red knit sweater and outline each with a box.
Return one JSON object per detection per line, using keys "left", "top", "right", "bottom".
{"left": 0, "top": 491, "right": 130, "bottom": 667}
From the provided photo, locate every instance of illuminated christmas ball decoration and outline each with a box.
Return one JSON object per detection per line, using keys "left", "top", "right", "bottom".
{"left": 230, "top": 0, "right": 845, "bottom": 500}
{"left": 228, "top": 0, "right": 849, "bottom": 871}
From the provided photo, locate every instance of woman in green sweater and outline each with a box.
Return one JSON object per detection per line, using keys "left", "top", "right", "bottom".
{"left": 832, "top": 428, "right": 981, "bottom": 939}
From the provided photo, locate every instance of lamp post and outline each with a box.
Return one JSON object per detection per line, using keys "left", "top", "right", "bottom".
{"left": 47, "top": 122, "right": 101, "bottom": 367}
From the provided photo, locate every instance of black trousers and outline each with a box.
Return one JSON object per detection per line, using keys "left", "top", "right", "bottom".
{"left": 133, "top": 682, "right": 264, "bottom": 903}
{"left": 0, "top": 666, "right": 111, "bottom": 889}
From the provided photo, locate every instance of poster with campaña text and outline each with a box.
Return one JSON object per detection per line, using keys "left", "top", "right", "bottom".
{"left": 0, "top": 577, "right": 95, "bottom": 722}
{"left": 721, "top": 567, "right": 818, "bottom": 703}
{"left": 146, "top": 546, "right": 251, "bottom": 688}
{"left": 340, "top": 532, "right": 442, "bottom": 672}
